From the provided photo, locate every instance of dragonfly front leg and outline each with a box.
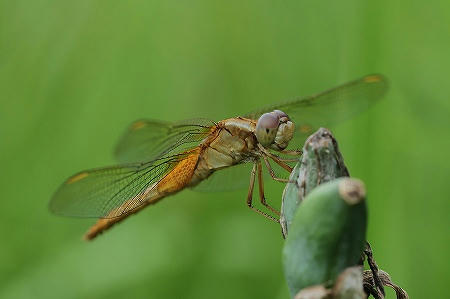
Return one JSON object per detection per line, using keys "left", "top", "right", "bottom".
{"left": 276, "top": 149, "right": 302, "bottom": 162}
{"left": 269, "top": 155, "right": 299, "bottom": 163}
{"left": 261, "top": 154, "right": 291, "bottom": 183}
{"left": 270, "top": 154, "right": 295, "bottom": 172}
{"left": 269, "top": 149, "right": 303, "bottom": 162}
{"left": 247, "top": 162, "right": 279, "bottom": 223}
{"left": 279, "top": 149, "right": 302, "bottom": 156}
{"left": 258, "top": 144, "right": 293, "bottom": 173}
{"left": 257, "top": 160, "right": 280, "bottom": 216}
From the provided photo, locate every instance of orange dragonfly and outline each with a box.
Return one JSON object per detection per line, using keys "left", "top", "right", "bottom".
{"left": 50, "top": 74, "right": 388, "bottom": 240}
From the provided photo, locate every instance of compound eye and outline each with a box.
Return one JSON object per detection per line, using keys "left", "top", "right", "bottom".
{"left": 272, "top": 109, "right": 290, "bottom": 123}
{"left": 272, "top": 110, "right": 288, "bottom": 118}
{"left": 255, "top": 113, "right": 279, "bottom": 146}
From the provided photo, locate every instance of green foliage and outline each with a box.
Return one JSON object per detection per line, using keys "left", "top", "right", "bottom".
{"left": 283, "top": 178, "right": 367, "bottom": 297}
{"left": 281, "top": 128, "right": 349, "bottom": 236}
{"left": 0, "top": 1, "right": 448, "bottom": 298}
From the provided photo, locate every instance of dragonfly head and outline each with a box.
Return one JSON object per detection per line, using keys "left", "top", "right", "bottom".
{"left": 255, "top": 110, "right": 295, "bottom": 150}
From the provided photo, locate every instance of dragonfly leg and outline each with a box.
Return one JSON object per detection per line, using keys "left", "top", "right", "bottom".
{"left": 270, "top": 151, "right": 300, "bottom": 162}
{"left": 269, "top": 155, "right": 294, "bottom": 173}
{"left": 273, "top": 156, "right": 299, "bottom": 162}
{"left": 265, "top": 151, "right": 299, "bottom": 162}
{"left": 257, "top": 160, "right": 280, "bottom": 216}
{"left": 258, "top": 144, "right": 293, "bottom": 173}
{"left": 247, "top": 163, "right": 279, "bottom": 223}
{"left": 261, "top": 154, "right": 291, "bottom": 183}
{"left": 279, "top": 149, "right": 303, "bottom": 156}
{"left": 271, "top": 153, "right": 301, "bottom": 162}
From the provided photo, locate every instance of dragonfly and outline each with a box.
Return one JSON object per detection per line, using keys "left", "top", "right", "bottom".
{"left": 50, "top": 74, "right": 388, "bottom": 240}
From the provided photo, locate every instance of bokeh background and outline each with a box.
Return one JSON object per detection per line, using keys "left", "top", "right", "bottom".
{"left": 1, "top": 1, "right": 449, "bottom": 298}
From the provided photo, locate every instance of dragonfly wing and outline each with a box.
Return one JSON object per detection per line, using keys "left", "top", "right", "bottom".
{"left": 50, "top": 150, "right": 201, "bottom": 219}
{"left": 245, "top": 74, "right": 388, "bottom": 146}
{"left": 51, "top": 118, "right": 215, "bottom": 218}
{"left": 192, "top": 162, "right": 254, "bottom": 192}
{"left": 115, "top": 118, "right": 214, "bottom": 164}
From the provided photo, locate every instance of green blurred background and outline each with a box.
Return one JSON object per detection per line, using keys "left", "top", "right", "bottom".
{"left": 1, "top": 1, "right": 448, "bottom": 298}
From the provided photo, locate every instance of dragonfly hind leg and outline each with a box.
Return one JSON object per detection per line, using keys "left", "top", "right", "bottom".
{"left": 247, "top": 163, "right": 279, "bottom": 223}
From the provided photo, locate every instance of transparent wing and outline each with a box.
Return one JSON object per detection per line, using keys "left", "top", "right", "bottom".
{"left": 49, "top": 152, "right": 196, "bottom": 218}
{"left": 50, "top": 119, "right": 215, "bottom": 218}
{"left": 245, "top": 74, "right": 388, "bottom": 146}
{"left": 115, "top": 118, "right": 214, "bottom": 163}
{"left": 192, "top": 162, "right": 254, "bottom": 192}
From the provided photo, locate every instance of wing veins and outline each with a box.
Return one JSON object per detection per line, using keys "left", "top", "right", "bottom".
{"left": 115, "top": 154, "right": 188, "bottom": 216}
{"left": 101, "top": 155, "right": 184, "bottom": 216}
{"left": 114, "top": 118, "right": 213, "bottom": 164}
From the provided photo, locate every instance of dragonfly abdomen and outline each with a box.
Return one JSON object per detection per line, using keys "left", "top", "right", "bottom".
{"left": 84, "top": 150, "right": 201, "bottom": 240}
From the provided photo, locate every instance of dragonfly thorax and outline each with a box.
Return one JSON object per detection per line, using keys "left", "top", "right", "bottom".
{"left": 255, "top": 110, "right": 295, "bottom": 150}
